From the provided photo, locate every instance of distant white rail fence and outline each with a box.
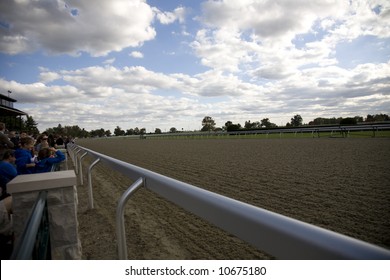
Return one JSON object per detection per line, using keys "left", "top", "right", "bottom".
{"left": 114, "top": 123, "right": 390, "bottom": 139}
{"left": 68, "top": 144, "right": 390, "bottom": 260}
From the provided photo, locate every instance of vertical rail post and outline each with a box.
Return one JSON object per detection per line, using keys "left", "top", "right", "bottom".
{"left": 79, "top": 152, "right": 88, "bottom": 185}
{"left": 69, "top": 145, "right": 77, "bottom": 162}
{"left": 74, "top": 149, "right": 82, "bottom": 175}
{"left": 116, "top": 177, "right": 144, "bottom": 260}
{"left": 87, "top": 158, "right": 101, "bottom": 209}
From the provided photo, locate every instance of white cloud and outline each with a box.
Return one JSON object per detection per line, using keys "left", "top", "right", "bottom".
{"left": 103, "top": 58, "right": 116, "bottom": 65}
{"left": 191, "top": 28, "right": 258, "bottom": 73}
{"left": 0, "top": 0, "right": 156, "bottom": 56}
{"left": 0, "top": 35, "right": 30, "bottom": 55}
{"left": 2, "top": 58, "right": 389, "bottom": 131}
{"left": 0, "top": 78, "right": 82, "bottom": 103}
{"left": 344, "top": 0, "right": 390, "bottom": 38}
{"left": 1, "top": 1, "right": 389, "bottom": 132}
{"left": 39, "top": 71, "right": 61, "bottom": 84}
{"left": 200, "top": 0, "right": 348, "bottom": 40}
{"left": 194, "top": 0, "right": 390, "bottom": 72}
{"left": 130, "top": 51, "right": 144, "bottom": 58}
{"left": 153, "top": 6, "right": 186, "bottom": 25}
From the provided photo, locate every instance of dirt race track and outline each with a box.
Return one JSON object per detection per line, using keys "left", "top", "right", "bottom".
{"left": 73, "top": 137, "right": 390, "bottom": 259}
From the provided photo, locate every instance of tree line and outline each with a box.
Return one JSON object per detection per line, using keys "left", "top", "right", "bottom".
{"left": 201, "top": 114, "right": 389, "bottom": 132}
{"left": 5, "top": 113, "right": 389, "bottom": 138}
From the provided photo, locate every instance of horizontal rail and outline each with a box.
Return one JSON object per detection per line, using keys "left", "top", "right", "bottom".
{"left": 228, "top": 124, "right": 390, "bottom": 136}
{"left": 69, "top": 144, "right": 390, "bottom": 259}
{"left": 110, "top": 123, "right": 390, "bottom": 139}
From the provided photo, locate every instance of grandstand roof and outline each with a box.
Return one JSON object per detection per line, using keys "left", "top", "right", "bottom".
{"left": 0, "top": 93, "right": 28, "bottom": 116}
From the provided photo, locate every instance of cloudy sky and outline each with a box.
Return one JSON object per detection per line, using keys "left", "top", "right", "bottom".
{"left": 0, "top": 0, "right": 389, "bottom": 132}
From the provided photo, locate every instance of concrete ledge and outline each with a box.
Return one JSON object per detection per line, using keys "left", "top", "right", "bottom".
{"left": 7, "top": 170, "right": 77, "bottom": 193}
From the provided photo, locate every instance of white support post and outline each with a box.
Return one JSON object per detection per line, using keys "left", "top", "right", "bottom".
{"left": 116, "top": 177, "right": 144, "bottom": 260}
{"left": 79, "top": 152, "right": 88, "bottom": 185}
{"left": 87, "top": 158, "right": 101, "bottom": 209}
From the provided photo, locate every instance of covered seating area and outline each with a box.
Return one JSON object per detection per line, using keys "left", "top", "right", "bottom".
{"left": 0, "top": 93, "right": 27, "bottom": 130}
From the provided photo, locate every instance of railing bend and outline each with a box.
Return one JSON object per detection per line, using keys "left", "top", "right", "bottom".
{"left": 116, "top": 177, "right": 144, "bottom": 259}
{"left": 68, "top": 143, "right": 390, "bottom": 260}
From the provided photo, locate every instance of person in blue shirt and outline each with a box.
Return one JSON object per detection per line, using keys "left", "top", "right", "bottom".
{"left": 0, "top": 149, "right": 17, "bottom": 199}
{"left": 0, "top": 150, "right": 17, "bottom": 181}
{"left": 15, "top": 137, "right": 36, "bottom": 175}
{"left": 35, "top": 147, "right": 65, "bottom": 173}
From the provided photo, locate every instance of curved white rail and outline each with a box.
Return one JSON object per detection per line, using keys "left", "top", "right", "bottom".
{"left": 68, "top": 144, "right": 390, "bottom": 260}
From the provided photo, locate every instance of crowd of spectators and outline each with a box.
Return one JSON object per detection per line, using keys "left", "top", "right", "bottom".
{"left": 0, "top": 122, "right": 73, "bottom": 259}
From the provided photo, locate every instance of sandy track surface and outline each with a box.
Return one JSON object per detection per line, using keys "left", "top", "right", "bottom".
{"left": 73, "top": 137, "right": 390, "bottom": 259}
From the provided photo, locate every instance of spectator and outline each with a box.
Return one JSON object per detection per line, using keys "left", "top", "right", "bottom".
{"left": 0, "top": 150, "right": 17, "bottom": 199}
{"left": 15, "top": 137, "right": 36, "bottom": 175}
{"left": 47, "top": 134, "right": 56, "bottom": 148}
{"left": 35, "top": 147, "right": 65, "bottom": 173}
{"left": 64, "top": 136, "right": 74, "bottom": 149}
{"left": 0, "top": 123, "right": 14, "bottom": 159}
{"left": 34, "top": 134, "right": 49, "bottom": 153}
{"left": 8, "top": 131, "right": 19, "bottom": 149}
{"left": 55, "top": 135, "right": 64, "bottom": 146}
{"left": 19, "top": 131, "right": 28, "bottom": 139}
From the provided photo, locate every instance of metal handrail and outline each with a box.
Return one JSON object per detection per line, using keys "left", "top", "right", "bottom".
{"left": 69, "top": 144, "right": 390, "bottom": 259}
{"left": 10, "top": 191, "right": 50, "bottom": 260}
{"left": 87, "top": 158, "right": 100, "bottom": 209}
{"left": 111, "top": 123, "right": 390, "bottom": 139}
{"left": 79, "top": 152, "right": 88, "bottom": 184}
{"left": 116, "top": 177, "right": 144, "bottom": 259}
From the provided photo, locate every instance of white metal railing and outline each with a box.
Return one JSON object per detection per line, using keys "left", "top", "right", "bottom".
{"left": 116, "top": 177, "right": 144, "bottom": 259}
{"left": 68, "top": 144, "right": 390, "bottom": 260}
{"left": 111, "top": 123, "right": 390, "bottom": 139}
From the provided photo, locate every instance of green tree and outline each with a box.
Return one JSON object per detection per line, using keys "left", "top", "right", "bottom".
{"left": 260, "top": 118, "right": 277, "bottom": 128}
{"left": 45, "top": 124, "right": 90, "bottom": 138}
{"left": 23, "top": 115, "right": 39, "bottom": 135}
{"left": 170, "top": 127, "right": 177, "bottom": 133}
{"left": 201, "top": 116, "right": 216, "bottom": 131}
{"left": 244, "top": 120, "right": 260, "bottom": 129}
{"left": 354, "top": 116, "right": 364, "bottom": 123}
{"left": 90, "top": 128, "right": 105, "bottom": 137}
{"left": 46, "top": 124, "right": 65, "bottom": 136}
{"left": 224, "top": 121, "right": 233, "bottom": 130}
{"left": 289, "top": 114, "right": 303, "bottom": 127}
{"left": 155, "top": 128, "right": 162, "bottom": 134}
{"left": 340, "top": 117, "right": 357, "bottom": 125}
{"left": 366, "top": 113, "right": 389, "bottom": 122}
{"left": 309, "top": 117, "right": 338, "bottom": 125}
{"left": 114, "top": 126, "right": 125, "bottom": 136}
{"left": 225, "top": 121, "right": 241, "bottom": 131}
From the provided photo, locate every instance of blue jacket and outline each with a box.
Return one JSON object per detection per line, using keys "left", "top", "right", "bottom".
{"left": 15, "top": 148, "right": 35, "bottom": 175}
{"left": 35, "top": 150, "right": 65, "bottom": 173}
{"left": 0, "top": 161, "right": 17, "bottom": 182}
{"left": 0, "top": 161, "right": 17, "bottom": 195}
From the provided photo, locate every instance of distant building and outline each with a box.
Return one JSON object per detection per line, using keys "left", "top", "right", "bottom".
{"left": 0, "top": 93, "right": 28, "bottom": 130}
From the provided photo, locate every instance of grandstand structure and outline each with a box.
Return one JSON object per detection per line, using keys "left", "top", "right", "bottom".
{"left": 0, "top": 92, "right": 28, "bottom": 130}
